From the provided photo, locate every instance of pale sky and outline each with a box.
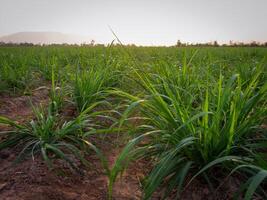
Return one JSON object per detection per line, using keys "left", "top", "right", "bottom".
{"left": 0, "top": 0, "right": 266, "bottom": 45}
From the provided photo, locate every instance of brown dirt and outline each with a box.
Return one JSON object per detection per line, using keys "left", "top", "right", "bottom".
{"left": 0, "top": 89, "right": 248, "bottom": 200}
{"left": 0, "top": 87, "right": 50, "bottom": 123}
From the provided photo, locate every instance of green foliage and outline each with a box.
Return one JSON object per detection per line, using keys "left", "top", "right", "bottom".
{"left": 73, "top": 67, "right": 111, "bottom": 112}
{"left": 0, "top": 46, "right": 266, "bottom": 198}
{"left": 109, "top": 58, "right": 267, "bottom": 199}
{"left": 49, "top": 64, "right": 66, "bottom": 113}
{"left": 0, "top": 102, "right": 108, "bottom": 173}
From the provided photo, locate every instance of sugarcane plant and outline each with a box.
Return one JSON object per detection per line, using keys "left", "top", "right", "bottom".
{"left": 109, "top": 62, "right": 267, "bottom": 199}
{"left": 0, "top": 100, "right": 109, "bottom": 174}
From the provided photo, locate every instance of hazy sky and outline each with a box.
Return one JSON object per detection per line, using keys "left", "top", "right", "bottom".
{"left": 0, "top": 0, "right": 266, "bottom": 45}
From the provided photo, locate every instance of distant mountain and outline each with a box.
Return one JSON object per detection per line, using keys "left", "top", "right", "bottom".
{"left": 0, "top": 32, "right": 92, "bottom": 44}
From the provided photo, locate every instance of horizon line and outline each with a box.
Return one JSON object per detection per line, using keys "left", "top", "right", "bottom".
{"left": 0, "top": 31, "right": 266, "bottom": 46}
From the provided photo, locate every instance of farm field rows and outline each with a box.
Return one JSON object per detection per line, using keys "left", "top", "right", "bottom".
{"left": 0, "top": 46, "right": 266, "bottom": 200}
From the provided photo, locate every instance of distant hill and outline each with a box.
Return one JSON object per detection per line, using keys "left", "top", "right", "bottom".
{"left": 0, "top": 32, "right": 92, "bottom": 44}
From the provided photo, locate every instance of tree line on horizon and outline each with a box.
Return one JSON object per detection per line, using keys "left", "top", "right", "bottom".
{"left": 175, "top": 40, "right": 267, "bottom": 47}
{"left": 0, "top": 40, "right": 267, "bottom": 47}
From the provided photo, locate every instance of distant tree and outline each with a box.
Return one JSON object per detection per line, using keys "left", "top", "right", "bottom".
{"left": 90, "top": 40, "right": 95, "bottom": 46}
{"left": 250, "top": 41, "right": 259, "bottom": 47}
{"left": 238, "top": 42, "right": 244, "bottom": 47}
{"left": 126, "top": 44, "right": 137, "bottom": 47}
{"left": 176, "top": 40, "right": 182, "bottom": 47}
{"left": 213, "top": 40, "right": 219, "bottom": 47}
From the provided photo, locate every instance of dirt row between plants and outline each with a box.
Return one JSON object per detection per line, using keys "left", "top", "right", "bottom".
{"left": 0, "top": 89, "right": 239, "bottom": 200}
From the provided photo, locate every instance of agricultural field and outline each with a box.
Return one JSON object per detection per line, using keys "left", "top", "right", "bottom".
{"left": 0, "top": 46, "right": 266, "bottom": 199}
